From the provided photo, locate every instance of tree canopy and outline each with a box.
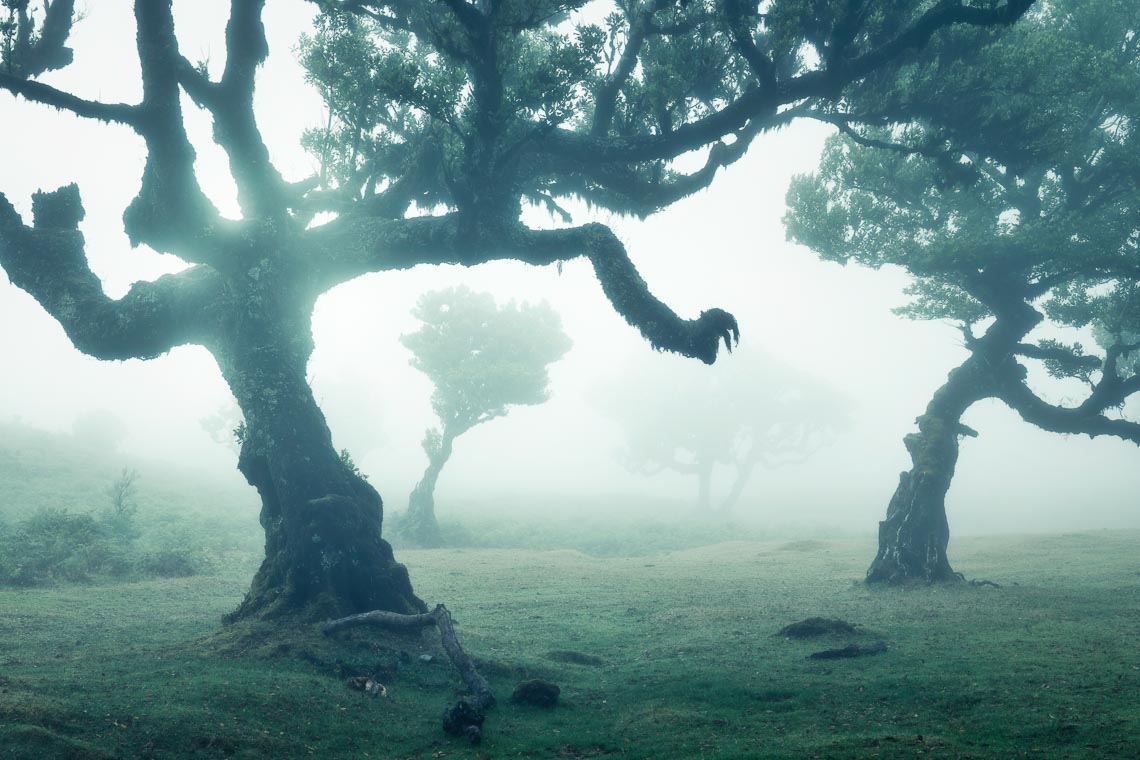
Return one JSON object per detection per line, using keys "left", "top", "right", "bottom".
{"left": 402, "top": 286, "right": 572, "bottom": 440}
{"left": 785, "top": 0, "right": 1140, "bottom": 582}
{"left": 787, "top": 0, "right": 1140, "bottom": 446}
{"left": 399, "top": 286, "right": 571, "bottom": 546}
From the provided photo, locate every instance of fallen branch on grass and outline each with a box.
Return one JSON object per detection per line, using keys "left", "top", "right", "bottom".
{"left": 323, "top": 603, "right": 496, "bottom": 742}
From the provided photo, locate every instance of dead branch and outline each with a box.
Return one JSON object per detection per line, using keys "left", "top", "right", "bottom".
{"left": 323, "top": 603, "right": 495, "bottom": 710}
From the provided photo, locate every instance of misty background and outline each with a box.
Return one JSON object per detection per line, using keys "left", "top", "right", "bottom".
{"left": 2, "top": 0, "right": 1137, "bottom": 539}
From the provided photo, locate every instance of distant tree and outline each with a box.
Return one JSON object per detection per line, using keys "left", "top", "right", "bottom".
{"left": 102, "top": 467, "right": 140, "bottom": 541}
{"left": 601, "top": 350, "right": 849, "bottom": 513}
{"left": 785, "top": 0, "right": 1140, "bottom": 583}
{"left": 399, "top": 286, "right": 571, "bottom": 547}
{"left": 0, "top": 1, "right": 1035, "bottom": 620}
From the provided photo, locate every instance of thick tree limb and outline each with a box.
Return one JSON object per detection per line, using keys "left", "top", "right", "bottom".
{"left": 1014, "top": 342, "right": 1103, "bottom": 372}
{"left": 994, "top": 372, "right": 1140, "bottom": 445}
{"left": 305, "top": 217, "right": 738, "bottom": 363}
{"left": 539, "top": 0, "right": 1036, "bottom": 166}
{"left": 0, "top": 186, "right": 220, "bottom": 360}
{"left": 323, "top": 603, "right": 495, "bottom": 710}
{"left": 5, "top": 0, "right": 75, "bottom": 76}
{"left": 175, "top": 0, "right": 290, "bottom": 219}
{"left": 122, "top": 0, "right": 227, "bottom": 265}
{"left": 590, "top": 7, "right": 652, "bottom": 137}
{"left": 722, "top": 0, "right": 777, "bottom": 92}
{"left": 0, "top": 73, "right": 139, "bottom": 124}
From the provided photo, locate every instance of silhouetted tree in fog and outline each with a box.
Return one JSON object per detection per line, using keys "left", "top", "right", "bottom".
{"left": 398, "top": 286, "right": 570, "bottom": 547}
{"left": 0, "top": 0, "right": 1034, "bottom": 621}
{"left": 601, "top": 350, "right": 849, "bottom": 513}
{"left": 786, "top": 0, "right": 1140, "bottom": 584}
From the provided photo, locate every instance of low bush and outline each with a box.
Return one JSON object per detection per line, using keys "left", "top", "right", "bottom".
{"left": 0, "top": 506, "right": 210, "bottom": 587}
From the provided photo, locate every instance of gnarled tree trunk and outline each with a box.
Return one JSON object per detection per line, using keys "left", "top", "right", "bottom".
{"left": 866, "top": 362, "right": 988, "bottom": 584}
{"left": 216, "top": 288, "right": 423, "bottom": 622}
{"left": 404, "top": 432, "right": 456, "bottom": 548}
{"left": 867, "top": 296, "right": 1041, "bottom": 584}
{"left": 867, "top": 415, "right": 969, "bottom": 583}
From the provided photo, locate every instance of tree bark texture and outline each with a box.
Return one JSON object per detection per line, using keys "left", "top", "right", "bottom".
{"left": 866, "top": 412, "right": 967, "bottom": 584}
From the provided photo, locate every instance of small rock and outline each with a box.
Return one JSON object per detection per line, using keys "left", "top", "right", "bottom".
{"left": 419, "top": 654, "right": 434, "bottom": 663}
{"left": 511, "top": 679, "right": 560, "bottom": 708}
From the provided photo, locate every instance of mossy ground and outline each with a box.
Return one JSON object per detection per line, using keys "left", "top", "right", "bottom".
{"left": 2, "top": 532, "right": 1139, "bottom": 759}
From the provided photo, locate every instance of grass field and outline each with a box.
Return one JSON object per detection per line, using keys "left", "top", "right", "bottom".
{"left": 2, "top": 530, "right": 1139, "bottom": 758}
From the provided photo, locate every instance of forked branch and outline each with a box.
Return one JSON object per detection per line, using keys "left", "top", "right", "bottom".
{"left": 0, "top": 186, "right": 220, "bottom": 360}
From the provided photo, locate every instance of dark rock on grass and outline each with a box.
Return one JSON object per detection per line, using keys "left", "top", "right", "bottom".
{"left": 512, "top": 679, "right": 561, "bottom": 708}
{"left": 778, "top": 617, "right": 858, "bottom": 638}
{"left": 442, "top": 699, "right": 485, "bottom": 744}
{"left": 809, "top": 640, "right": 888, "bottom": 660}
{"left": 545, "top": 650, "right": 606, "bottom": 667}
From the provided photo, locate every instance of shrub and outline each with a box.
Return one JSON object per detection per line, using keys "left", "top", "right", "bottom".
{"left": 1, "top": 508, "right": 109, "bottom": 585}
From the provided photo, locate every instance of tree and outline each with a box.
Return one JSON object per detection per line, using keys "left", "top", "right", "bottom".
{"left": 785, "top": 0, "right": 1140, "bottom": 583}
{"left": 398, "top": 286, "right": 570, "bottom": 547}
{"left": 0, "top": 0, "right": 1036, "bottom": 621}
{"left": 102, "top": 467, "right": 140, "bottom": 541}
{"left": 601, "top": 350, "right": 849, "bottom": 513}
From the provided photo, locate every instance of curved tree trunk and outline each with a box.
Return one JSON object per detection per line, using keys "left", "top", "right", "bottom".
{"left": 866, "top": 410, "right": 972, "bottom": 584}
{"left": 215, "top": 302, "right": 423, "bottom": 622}
{"left": 867, "top": 298, "right": 1041, "bottom": 584}
{"left": 404, "top": 432, "right": 456, "bottom": 548}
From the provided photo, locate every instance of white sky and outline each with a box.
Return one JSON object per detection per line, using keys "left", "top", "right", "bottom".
{"left": 1, "top": 1, "right": 1138, "bottom": 536}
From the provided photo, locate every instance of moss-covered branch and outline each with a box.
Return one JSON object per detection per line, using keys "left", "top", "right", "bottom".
{"left": 0, "top": 186, "right": 219, "bottom": 361}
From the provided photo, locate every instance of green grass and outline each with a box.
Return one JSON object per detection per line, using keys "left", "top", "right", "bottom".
{"left": 2, "top": 532, "right": 1139, "bottom": 758}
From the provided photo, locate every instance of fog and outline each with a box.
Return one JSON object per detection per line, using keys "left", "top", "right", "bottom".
{"left": 2, "top": 0, "right": 1138, "bottom": 540}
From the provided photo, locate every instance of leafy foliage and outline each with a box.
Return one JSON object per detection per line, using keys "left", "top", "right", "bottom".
{"left": 401, "top": 286, "right": 572, "bottom": 439}
{"left": 786, "top": 0, "right": 1140, "bottom": 435}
